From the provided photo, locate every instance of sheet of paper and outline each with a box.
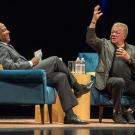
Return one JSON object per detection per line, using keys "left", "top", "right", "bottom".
{"left": 34, "top": 49, "right": 42, "bottom": 61}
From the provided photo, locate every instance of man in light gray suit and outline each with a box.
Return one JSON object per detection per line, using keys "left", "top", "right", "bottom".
{"left": 0, "top": 22, "right": 91, "bottom": 124}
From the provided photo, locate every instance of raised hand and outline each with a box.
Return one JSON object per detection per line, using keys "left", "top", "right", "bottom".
{"left": 92, "top": 5, "right": 103, "bottom": 24}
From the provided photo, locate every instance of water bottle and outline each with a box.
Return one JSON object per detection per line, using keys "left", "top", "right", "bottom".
{"left": 81, "top": 57, "right": 85, "bottom": 74}
{"left": 75, "top": 57, "right": 81, "bottom": 73}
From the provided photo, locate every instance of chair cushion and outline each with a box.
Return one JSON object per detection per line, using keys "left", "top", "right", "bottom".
{"left": 0, "top": 69, "right": 57, "bottom": 104}
{"left": 91, "top": 86, "right": 135, "bottom": 106}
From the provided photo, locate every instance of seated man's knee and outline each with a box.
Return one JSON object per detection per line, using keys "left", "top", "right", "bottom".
{"left": 112, "top": 77, "right": 125, "bottom": 87}
{"left": 56, "top": 72, "right": 67, "bottom": 81}
{"left": 50, "top": 56, "right": 59, "bottom": 61}
{"left": 50, "top": 56, "right": 62, "bottom": 63}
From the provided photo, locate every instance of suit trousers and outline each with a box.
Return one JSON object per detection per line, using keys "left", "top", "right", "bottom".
{"left": 33, "top": 56, "right": 78, "bottom": 112}
{"left": 105, "top": 77, "right": 125, "bottom": 112}
{"left": 124, "top": 80, "right": 135, "bottom": 96}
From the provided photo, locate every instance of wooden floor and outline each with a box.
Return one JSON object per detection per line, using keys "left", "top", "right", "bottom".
{"left": 0, "top": 119, "right": 135, "bottom": 128}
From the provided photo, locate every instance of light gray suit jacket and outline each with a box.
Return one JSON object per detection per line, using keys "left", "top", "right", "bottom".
{"left": 0, "top": 42, "right": 32, "bottom": 69}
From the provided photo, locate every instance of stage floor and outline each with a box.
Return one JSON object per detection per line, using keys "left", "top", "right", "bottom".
{"left": 0, "top": 120, "right": 134, "bottom": 135}
{"left": 0, "top": 119, "right": 135, "bottom": 128}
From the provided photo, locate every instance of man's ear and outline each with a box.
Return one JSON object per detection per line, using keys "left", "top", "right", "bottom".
{"left": 123, "top": 35, "right": 126, "bottom": 40}
{"left": 109, "top": 35, "right": 111, "bottom": 39}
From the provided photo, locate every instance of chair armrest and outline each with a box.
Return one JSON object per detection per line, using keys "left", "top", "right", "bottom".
{"left": 0, "top": 69, "right": 46, "bottom": 83}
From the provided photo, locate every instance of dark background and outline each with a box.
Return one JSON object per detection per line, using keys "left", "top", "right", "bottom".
{"left": 0, "top": 0, "right": 135, "bottom": 118}
{"left": 0, "top": 0, "right": 90, "bottom": 63}
{"left": 0, "top": 0, "right": 135, "bottom": 62}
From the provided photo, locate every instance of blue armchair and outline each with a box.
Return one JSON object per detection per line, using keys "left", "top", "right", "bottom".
{"left": 79, "top": 52, "right": 135, "bottom": 123}
{"left": 0, "top": 69, "right": 56, "bottom": 124}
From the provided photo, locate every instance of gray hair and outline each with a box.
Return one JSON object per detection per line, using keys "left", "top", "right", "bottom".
{"left": 112, "top": 22, "right": 128, "bottom": 39}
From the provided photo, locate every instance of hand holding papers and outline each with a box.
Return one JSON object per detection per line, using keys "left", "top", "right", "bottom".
{"left": 34, "top": 49, "right": 42, "bottom": 62}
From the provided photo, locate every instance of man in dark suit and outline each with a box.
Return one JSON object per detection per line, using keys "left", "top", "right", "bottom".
{"left": 0, "top": 22, "right": 91, "bottom": 124}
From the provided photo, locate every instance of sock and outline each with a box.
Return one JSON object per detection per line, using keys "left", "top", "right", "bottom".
{"left": 127, "top": 108, "right": 134, "bottom": 113}
{"left": 72, "top": 82, "right": 83, "bottom": 92}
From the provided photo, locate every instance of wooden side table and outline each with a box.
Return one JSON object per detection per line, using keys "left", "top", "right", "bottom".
{"left": 73, "top": 73, "right": 91, "bottom": 120}
{"left": 35, "top": 73, "right": 91, "bottom": 123}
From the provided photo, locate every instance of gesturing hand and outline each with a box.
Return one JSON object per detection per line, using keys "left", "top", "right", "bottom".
{"left": 116, "top": 48, "right": 130, "bottom": 61}
{"left": 31, "top": 57, "right": 40, "bottom": 66}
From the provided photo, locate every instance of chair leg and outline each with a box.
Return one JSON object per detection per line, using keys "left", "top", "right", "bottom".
{"left": 48, "top": 104, "right": 52, "bottom": 123}
{"left": 40, "top": 104, "right": 44, "bottom": 124}
{"left": 99, "top": 105, "right": 104, "bottom": 123}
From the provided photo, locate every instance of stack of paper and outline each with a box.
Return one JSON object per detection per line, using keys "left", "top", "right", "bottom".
{"left": 34, "top": 49, "right": 42, "bottom": 61}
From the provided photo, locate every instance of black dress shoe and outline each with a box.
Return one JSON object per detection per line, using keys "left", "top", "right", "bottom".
{"left": 74, "top": 81, "right": 93, "bottom": 98}
{"left": 113, "top": 112, "right": 127, "bottom": 124}
{"left": 64, "top": 115, "right": 89, "bottom": 124}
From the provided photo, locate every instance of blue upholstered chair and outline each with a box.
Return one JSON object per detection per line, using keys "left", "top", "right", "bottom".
{"left": 0, "top": 69, "right": 56, "bottom": 124}
{"left": 79, "top": 52, "right": 135, "bottom": 123}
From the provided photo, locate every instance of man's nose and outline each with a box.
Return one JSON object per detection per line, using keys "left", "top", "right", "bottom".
{"left": 7, "top": 30, "right": 10, "bottom": 34}
{"left": 6, "top": 30, "right": 10, "bottom": 34}
{"left": 111, "top": 33, "right": 117, "bottom": 37}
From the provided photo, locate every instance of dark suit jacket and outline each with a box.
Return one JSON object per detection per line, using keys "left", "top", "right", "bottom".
{"left": 0, "top": 42, "right": 32, "bottom": 69}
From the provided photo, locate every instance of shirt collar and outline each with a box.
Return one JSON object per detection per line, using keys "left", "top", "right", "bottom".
{"left": 1, "top": 42, "right": 8, "bottom": 46}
